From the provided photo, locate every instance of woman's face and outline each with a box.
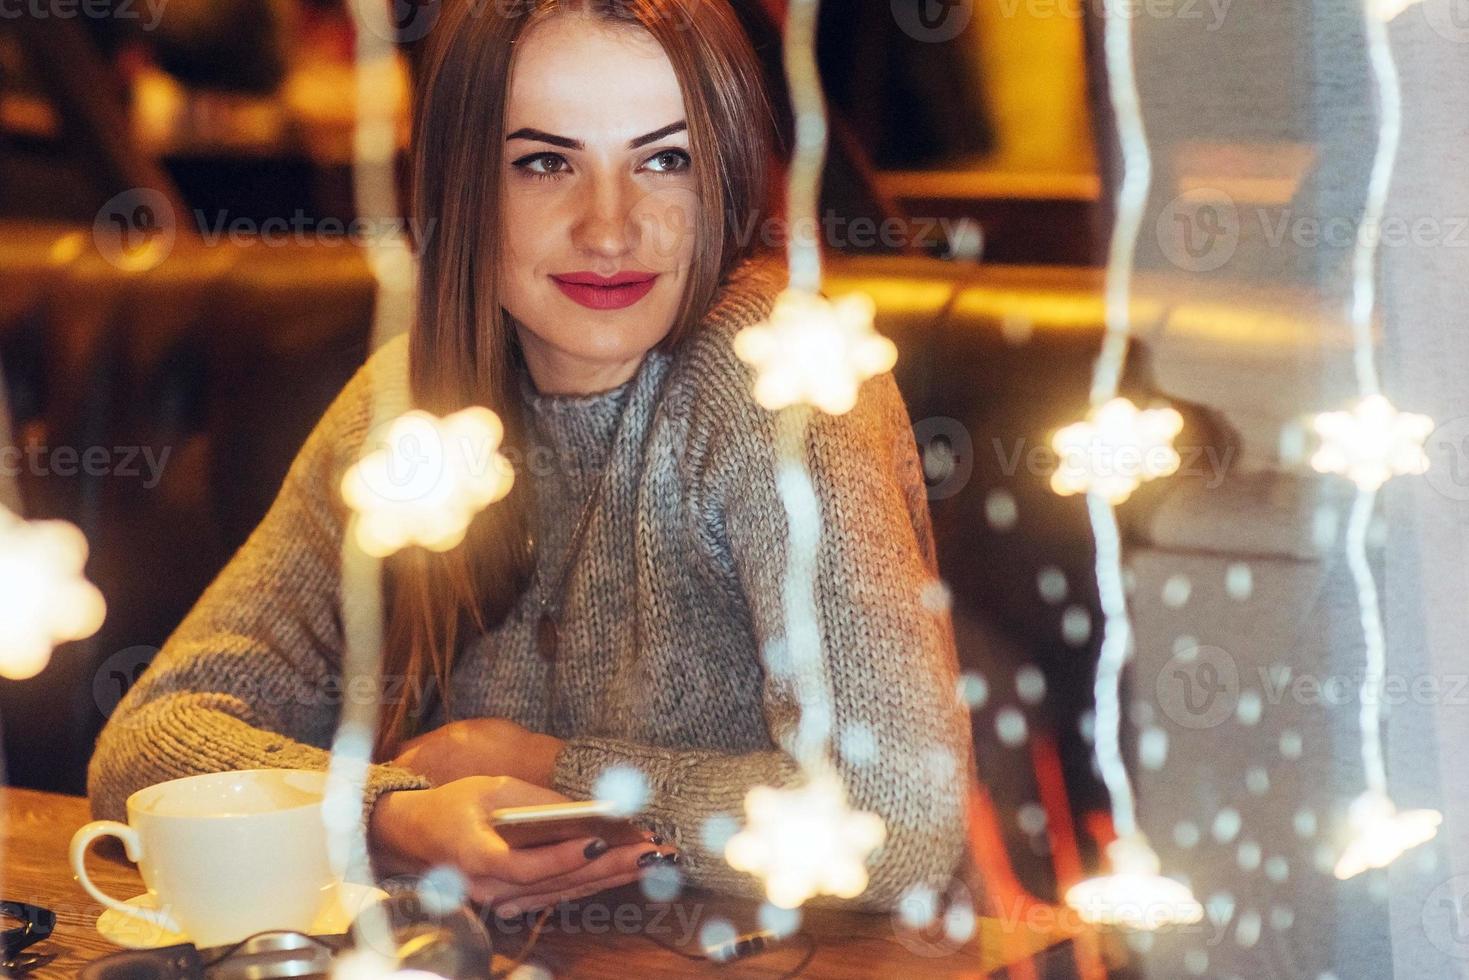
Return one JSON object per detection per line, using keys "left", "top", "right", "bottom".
{"left": 499, "top": 13, "right": 698, "bottom": 395}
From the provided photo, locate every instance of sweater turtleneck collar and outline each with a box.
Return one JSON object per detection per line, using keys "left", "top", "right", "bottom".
{"left": 516, "top": 352, "right": 662, "bottom": 482}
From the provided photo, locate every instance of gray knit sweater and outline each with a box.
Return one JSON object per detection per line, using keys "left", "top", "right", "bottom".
{"left": 88, "top": 261, "right": 971, "bottom": 908}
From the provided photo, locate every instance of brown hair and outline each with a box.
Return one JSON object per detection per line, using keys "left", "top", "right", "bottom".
{"left": 376, "top": 0, "right": 774, "bottom": 757}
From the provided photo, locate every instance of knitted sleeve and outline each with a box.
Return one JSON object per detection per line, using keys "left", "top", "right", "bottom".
{"left": 87, "top": 335, "right": 430, "bottom": 823}
{"left": 553, "top": 334, "right": 972, "bottom": 909}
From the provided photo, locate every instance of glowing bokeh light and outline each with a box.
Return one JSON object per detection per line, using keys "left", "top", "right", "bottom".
{"left": 1064, "top": 833, "right": 1204, "bottom": 930}
{"left": 733, "top": 288, "right": 895, "bottom": 415}
{"left": 1372, "top": 0, "right": 1421, "bottom": 21}
{"left": 1310, "top": 395, "right": 1432, "bottom": 491}
{"left": 1333, "top": 791, "right": 1441, "bottom": 880}
{"left": 724, "top": 773, "right": 886, "bottom": 908}
{"left": 0, "top": 506, "right": 106, "bottom": 679}
{"left": 1050, "top": 398, "right": 1184, "bottom": 504}
{"left": 341, "top": 407, "right": 514, "bottom": 557}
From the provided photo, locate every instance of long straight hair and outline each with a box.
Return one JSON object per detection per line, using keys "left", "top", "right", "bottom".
{"left": 376, "top": 0, "right": 775, "bottom": 757}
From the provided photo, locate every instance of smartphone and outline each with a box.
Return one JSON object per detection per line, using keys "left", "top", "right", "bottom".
{"left": 488, "top": 799, "right": 647, "bottom": 849}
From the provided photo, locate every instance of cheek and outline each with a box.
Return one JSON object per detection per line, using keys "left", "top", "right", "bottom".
{"left": 501, "top": 187, "right": 561, "bottom": 269}
{"left": 631, "top": 184, "right": 701, "bottom": 268}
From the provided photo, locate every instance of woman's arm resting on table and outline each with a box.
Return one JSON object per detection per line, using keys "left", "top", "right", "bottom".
{"left": 553, "top": 369, "right": 971, "bottom": 911}
{"left": 87, "top": 338, "right": 431, "bottom": 826}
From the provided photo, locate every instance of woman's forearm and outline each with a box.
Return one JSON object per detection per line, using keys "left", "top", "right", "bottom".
{"left": 87, "top": 691, "right": 429, "bottom": 826}
{"left": 552, "top": 734, "right": 966, "bottom": 909}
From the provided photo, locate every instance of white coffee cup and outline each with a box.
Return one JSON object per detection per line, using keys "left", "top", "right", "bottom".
{"left": 71, "top": 768, "right": 337, "bottom": 948}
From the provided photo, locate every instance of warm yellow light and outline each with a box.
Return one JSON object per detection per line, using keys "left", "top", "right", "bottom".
{"left": 341, "top": 407, "right": 514, "bottom": 558}
{"left": 1333, "top": 791, "right": 1441, "bottom": 880}
{"left": 724, "top": 773, "right": 887, "bottom": 909}
{"left": 733, "top": 288, "right": 896, "bottom": 415}
{"left": 1049, "top": 398, "right": 1184, "bottom": 504}
{"left": 1310, "top": 395, "right": 1433, "bottom": 491}
{"left": 0, "top": 506, "right": 106, "bottom": 679}
{"left": 1064, "top": 833, "right": 1203, "bottom": 930}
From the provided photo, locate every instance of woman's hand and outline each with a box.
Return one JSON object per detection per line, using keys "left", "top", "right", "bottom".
{"left": 368, "top": 775, "right": 676, "bottom": 914}
{"left": 392, "top": 718, "right": 564, "bottom": 788}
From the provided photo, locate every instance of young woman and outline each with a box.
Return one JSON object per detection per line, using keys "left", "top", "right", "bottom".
{"left": 90, "top": 0, "right": 970, "bottom": 914}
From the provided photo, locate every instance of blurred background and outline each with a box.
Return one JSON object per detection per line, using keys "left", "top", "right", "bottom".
{"left": 6, "top": 0, "right": 1469, "bottom": 977}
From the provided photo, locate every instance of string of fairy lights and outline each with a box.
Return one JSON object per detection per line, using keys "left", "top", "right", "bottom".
{"left": 322, "top": 10, "right": 421, "bottom": 973}
{"left": 1307, "top": 0, "right": 1441, "bottom": 882}
{"left": 1046, "top": 0, "right": 1201, "bottom": 930}
{"left": 0, "top": 0, "right": 1454, "bottom": 969}
{"left": 720, "top": 0, "right": 900, "bottom": 912}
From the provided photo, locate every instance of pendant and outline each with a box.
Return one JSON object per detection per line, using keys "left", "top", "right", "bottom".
{"left": 536, "top": 611, "right": 559, "bottom": 662}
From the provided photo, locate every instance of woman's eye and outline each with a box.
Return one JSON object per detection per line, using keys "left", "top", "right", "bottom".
{"left": 512, "top": 153, "right": 571, "bottom": 179}
{"left": 642, "top": 149, "right": 692, "bottom": 174}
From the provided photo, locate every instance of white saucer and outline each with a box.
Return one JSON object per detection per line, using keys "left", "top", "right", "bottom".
{"left": 96, "top": 880, "right": 388, "bottom": 949}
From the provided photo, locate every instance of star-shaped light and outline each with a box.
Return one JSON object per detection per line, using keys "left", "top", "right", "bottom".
{"left": 733, "top": 288, "right": 895, "bottom": 415}
{"left": 1049, "top": 397, "right": 1185, "bottom": 504}
{"left": 724, "top": 773, "right": 887, "bottom": 908}
{"left": 1063, "top": 833, "right": 1203, "bottom": 930}
{"left": 1310, "top": 395, "right": 1433, "bottom": 491}
{"left": 1334, "top": 790, "right": 1441, "bottom": 880}
{"left": 0, "top": 506, "right": 106, "bottom": 679}
{"left": 341, "top": 407, "right": 514, "bottom": 557}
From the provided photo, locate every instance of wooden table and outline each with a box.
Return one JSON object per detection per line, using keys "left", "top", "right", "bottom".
{"left": 2, "top": 787, "right": 1079, "bottom": 978}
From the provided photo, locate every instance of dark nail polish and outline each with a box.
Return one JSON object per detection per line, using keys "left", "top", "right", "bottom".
{"left": 637, "top": 850, "right": 663, "bottom": 868}
{"left": 649, "top": 834, "right": 667, "bottom": 846}
{"left": 584, "top": 838, "right": 609, "bottom": 860}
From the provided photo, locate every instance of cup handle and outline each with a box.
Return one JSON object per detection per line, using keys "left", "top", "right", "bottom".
{"left": 70, "top": 820, "right": 182, "bottom": 934}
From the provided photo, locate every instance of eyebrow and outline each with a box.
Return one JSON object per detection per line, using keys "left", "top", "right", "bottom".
{"left": 505, "top": 121, "right": 688, "bottom": 151}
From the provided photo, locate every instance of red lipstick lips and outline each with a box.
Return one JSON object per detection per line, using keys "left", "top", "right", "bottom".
{"left": 551, "top": 271, "right": 658, "bottom": 310}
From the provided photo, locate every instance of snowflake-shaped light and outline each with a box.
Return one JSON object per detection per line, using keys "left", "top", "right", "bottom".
{"left": 1049, "top": 397, "right": 1184, "bottom": 504}
{"left": 341, "top": 407, "right": 514, "bottom": 557}
{"left": 733, "top": 288, "right": 895, "bottom": 415}
{"left": 1334, "top": 790, "right": 1441, "bottom": 880}
{"left": 1064, "top": 833, "right": 1203, "bottom": 930}
{"left": 1310, "top": 395, "right": 1433, "bottom": 491}
{"left": 0, "top": 506, "right": 106, "bottom": 679}
{"left": 724, "top": 773, "right": 886, "bottom": 908}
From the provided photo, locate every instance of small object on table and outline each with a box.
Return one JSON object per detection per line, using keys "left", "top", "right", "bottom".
{"left": 79, "top": 932, "right": 343, "bottom": 980}
{"left": 2, "top": 899, "right": 57, "bottom": 972}
{"left": 78, "top": 943, "right": 204, "bottom": 979}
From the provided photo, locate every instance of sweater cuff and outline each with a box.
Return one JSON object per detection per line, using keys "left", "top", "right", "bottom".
{"left": 362, "top": 761, "right": 433, "bottom": 816}
{"left": 551, "top": 737, "right": 707, "bottom": 833}
{"left": 553, "top": 737, "right": 690, "bottom": 802}
{"left": 551, "top": 736, "right": 805, "bottom": 901}
{"left": 359, "top": 762, "right": 432, "bottom": 880}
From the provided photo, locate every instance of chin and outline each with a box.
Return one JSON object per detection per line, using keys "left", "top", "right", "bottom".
{"left": 550, "top": 288, "right": 680, "bottom": 347}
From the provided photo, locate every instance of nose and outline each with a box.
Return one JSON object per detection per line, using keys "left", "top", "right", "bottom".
{"left": 571, "top": 172, "right": 639, "bottom": 260}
